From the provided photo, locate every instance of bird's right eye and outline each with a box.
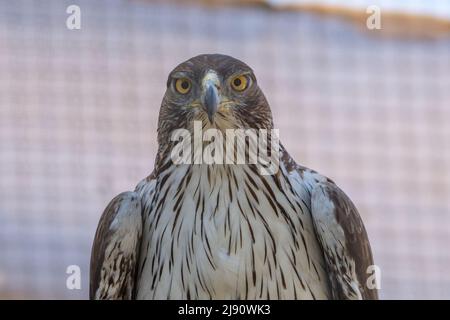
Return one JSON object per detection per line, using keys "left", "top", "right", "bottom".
{"left": 175, "top": 78, "right": 191, "bottom": 94}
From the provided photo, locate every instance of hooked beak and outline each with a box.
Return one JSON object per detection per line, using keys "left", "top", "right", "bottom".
{"left": 202, "top": 81, "right": 220, "bottom": 123}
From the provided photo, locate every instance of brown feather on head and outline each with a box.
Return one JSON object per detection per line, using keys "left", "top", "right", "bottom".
{"left": 157, "top": 54, "right": 274, "bottom": 149}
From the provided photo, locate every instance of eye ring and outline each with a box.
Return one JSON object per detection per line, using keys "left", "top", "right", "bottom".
{"left": 175, "top": 78, "right": 191, "bottom": 94}
{"left": 231, "top": 75, "right": 249, "bottom": 92}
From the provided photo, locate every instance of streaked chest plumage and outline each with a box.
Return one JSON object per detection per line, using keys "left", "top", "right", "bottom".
{"left": 135, "top": 162, "right": 331, "bottom": 299}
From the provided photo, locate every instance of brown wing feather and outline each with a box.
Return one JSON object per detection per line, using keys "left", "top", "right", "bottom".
{"left": 311, "top": 181, "right": 379, "bottom": 299}
{"left": 90, "top": 191, "right": 143, "bottom": 299}
{"left": 281, "top": 146, "right": 378, "bottom": 299}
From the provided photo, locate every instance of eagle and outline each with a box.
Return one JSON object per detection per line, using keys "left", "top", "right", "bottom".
{"left": 90, "top": 54, "right": 378, "bottom": 300}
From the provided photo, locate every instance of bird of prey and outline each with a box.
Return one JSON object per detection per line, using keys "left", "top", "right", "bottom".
{"left": 90, "top": 54, "right": 378, "bottom": 300}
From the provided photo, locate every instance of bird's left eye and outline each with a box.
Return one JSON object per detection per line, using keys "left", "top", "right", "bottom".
{"left": 175, "top": 78, "right": 191, "bottom": 94}
{"left": 231, "top": 75, "right": 249, "bottom": 92}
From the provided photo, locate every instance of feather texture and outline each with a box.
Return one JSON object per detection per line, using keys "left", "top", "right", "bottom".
{"left": 90, "top": 192, "right": 144, "bottom": 299}
{"left": 310, "top": 181, "right": 378, "bottom": 299}
{"left": 90, "top": 54, "right": 378, "bottom": 300}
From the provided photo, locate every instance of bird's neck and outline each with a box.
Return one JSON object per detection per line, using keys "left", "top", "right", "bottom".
{"left": 155, "top": 127, "right": 281, "bottom": 177}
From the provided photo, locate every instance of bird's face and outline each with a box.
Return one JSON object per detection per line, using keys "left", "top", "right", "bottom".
{"left": 157, "top": 54, "right": 273, "bottom": 145}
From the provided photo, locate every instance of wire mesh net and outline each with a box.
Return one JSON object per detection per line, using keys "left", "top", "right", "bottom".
{"left": 0, "top": 0, "right": 449, "bottom": 299}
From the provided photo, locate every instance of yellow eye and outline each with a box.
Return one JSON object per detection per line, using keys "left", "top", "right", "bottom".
{"left": 175, "top": 78, "right": 191, "bottom": 94}
{"left": 231, "top": 75, "right": 249, "bottom": 92}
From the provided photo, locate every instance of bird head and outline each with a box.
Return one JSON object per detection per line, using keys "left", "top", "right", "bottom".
{"left": 157, "top": 54, "right": 274, "bottom": 147}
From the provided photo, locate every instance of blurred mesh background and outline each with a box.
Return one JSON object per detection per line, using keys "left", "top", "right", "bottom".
{"left": 0, "top": 0, "right": 449, "bottom": 299}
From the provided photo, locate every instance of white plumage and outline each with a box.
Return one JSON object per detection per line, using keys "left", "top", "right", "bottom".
{"left": 135, "top": 161, "right": 329, "bottom": 299}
